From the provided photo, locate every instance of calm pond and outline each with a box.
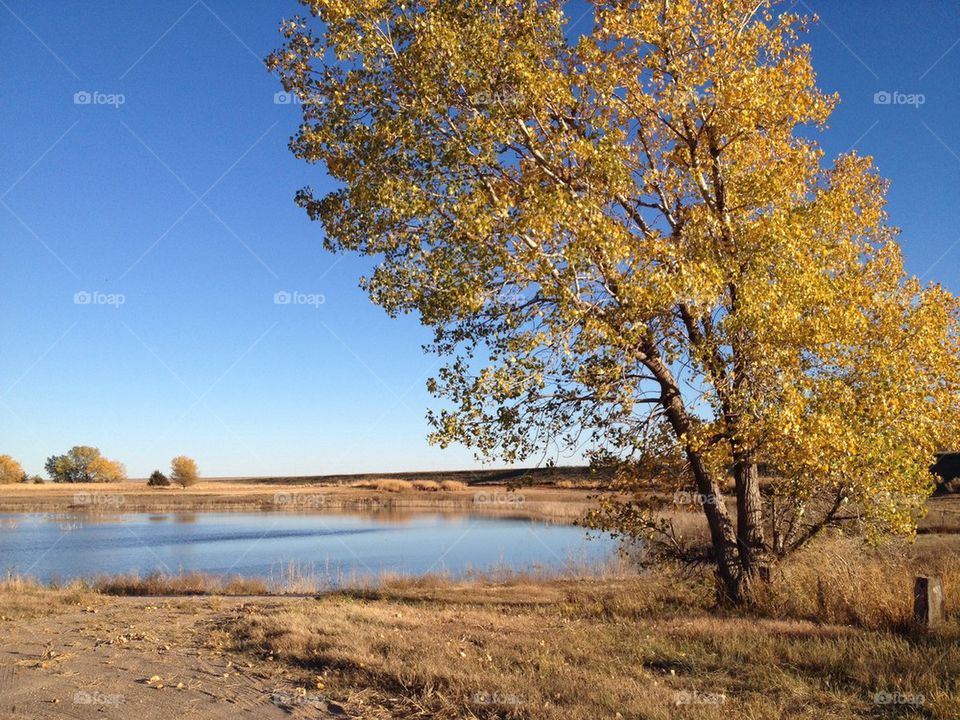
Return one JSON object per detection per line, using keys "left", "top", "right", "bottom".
{"left": 0, "top": 511, "right": 615, "bottom": 585}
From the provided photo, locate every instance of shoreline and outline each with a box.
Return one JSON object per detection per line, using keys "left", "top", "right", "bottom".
{"left": 0, "top": 481, "right": 597, "bottom": 523}
{"left": 3, "top": 482, "right": 959, "bottom": 530}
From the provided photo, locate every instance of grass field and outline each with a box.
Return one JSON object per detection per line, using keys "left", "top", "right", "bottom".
{"left": 220, "top": 559, "right": 960, "bottom": 719}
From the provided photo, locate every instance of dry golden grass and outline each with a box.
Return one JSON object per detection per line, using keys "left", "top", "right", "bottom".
{"left": 412, "top": 479, "right": 441, "bottom": 491}
{"left": 350, "top": 479, "right": 415, "bottom": 492}
{"left": 91, "top": 571, "right": 270, "bottom": 596}
{"left": 554, "top": 478, "right": 605, "bottom": 489}
{"left": 749, "top": 535, "right": 960, "bottom": 631}
{"left": 353, "top": 478, "right": 461, "bottom": 493}
{"left": 79, "top": 560, "right": 628, "bottom": 598}
{"left": 222, "top": 560, "right": 960, "bottom": 720}
{"left": 224, "top": 576, "right": 694, "bottom": 719}
{"left": 0, "top": 574, "right": 95, "bottom": 620}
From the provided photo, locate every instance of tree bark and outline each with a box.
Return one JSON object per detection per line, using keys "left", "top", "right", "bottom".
{"left": 685, "top": 442, "right": 743, "bottom": 602}
{"left": 734, "top": 460, "right": 770, "bottom": 591}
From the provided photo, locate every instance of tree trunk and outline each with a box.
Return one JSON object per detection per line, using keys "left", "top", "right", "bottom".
{"left": 734, "top": 460, "right": 771, "bottom": 592}
{"left": 660, "top": 386, "right": 742, "bottom": 600}
{"left": 686, "top": 445, "right": 743, "bottom": 602}
{"left": 641, "top": 338, "right": 744, "bottom": 602}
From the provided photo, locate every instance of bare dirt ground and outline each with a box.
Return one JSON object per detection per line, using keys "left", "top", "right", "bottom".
{"left": 0, "top": 594, "right": 343, "bottom": 720}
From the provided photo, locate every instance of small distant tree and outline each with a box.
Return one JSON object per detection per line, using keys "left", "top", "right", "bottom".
{"left": 0, "top": 455, "right": 24, "bottom": 485}
{"left": 26, "top": 475, "right": 44, "bottom": 484}
{"left": 170, "top": 456, "right": 199, "bottom": 487}
{"left": 45, "top": 446, "right": 126, "bottom": 483}
{"left": 87, "top": 456, "right": 127, "bottom": 483}
{"left": 148, "top": 470, "right": 170, "bottom": 487}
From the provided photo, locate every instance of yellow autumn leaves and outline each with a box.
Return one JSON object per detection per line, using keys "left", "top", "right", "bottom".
{"left": 270, "top": 0, "right": 960, "bottom": 560}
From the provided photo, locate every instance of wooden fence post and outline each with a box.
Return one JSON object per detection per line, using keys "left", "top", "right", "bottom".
{"left": 914, "top": 576, "right": 944, "bottom": 629}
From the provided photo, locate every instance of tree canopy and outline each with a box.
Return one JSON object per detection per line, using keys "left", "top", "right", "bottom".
{"left": 270, "top": 0, "right": 960, "bottom": 600}
{"left": 0, "top": 455, "right": 25, "bottom": 484}
{"left": 170, "top": 456, "right": 199, "bottom": 487}
{"left": 45, "top": 446, "right": 125, "bottom": 483}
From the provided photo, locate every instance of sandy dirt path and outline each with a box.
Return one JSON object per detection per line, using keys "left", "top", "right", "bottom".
{"left": 0, "top": 597, "right": 344, "bottom": 720}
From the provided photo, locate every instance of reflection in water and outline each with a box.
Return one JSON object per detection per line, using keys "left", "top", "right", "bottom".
{"left": 44, "top": 512, "right": 127, "bottom": 527}
{"left": 0, "top": 510, "right": 615, "bottom": 584}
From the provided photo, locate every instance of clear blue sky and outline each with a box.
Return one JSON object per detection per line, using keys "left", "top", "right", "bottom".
{"left": 2, "top": 1, "right": 959, "bottom": 478}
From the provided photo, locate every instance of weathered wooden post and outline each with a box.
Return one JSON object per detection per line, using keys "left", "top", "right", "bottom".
{"left": 914, "top": 576, "right": 944, "bottom": 629}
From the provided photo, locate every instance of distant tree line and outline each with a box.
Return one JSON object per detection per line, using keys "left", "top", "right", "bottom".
{"left": 0, "top": 448, "right": 200, "bottom": 486}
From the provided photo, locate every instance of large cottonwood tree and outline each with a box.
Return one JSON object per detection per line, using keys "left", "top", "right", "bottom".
{"left": 270, "top": 0, "right": 960, "bottom": 601}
